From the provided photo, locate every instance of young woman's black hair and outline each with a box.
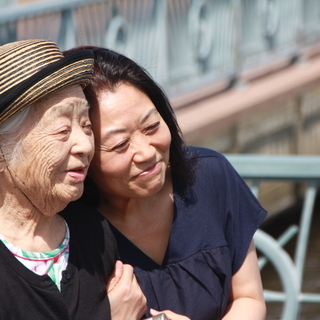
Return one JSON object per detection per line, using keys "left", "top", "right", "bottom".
{"left": 64, "top": 46, "right": 197, "bottom": 204}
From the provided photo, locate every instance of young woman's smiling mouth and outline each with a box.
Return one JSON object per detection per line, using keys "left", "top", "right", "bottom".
{"left": 134, "top": 161, "right": 162, "bottom": 179}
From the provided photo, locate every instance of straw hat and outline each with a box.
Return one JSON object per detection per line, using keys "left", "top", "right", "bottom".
{"left": 0, "top": 39, "right": 94, "bottom": 125}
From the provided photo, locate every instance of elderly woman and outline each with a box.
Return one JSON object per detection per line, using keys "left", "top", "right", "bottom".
{"left": 0, "top": 40, "right": 146, "bottom": 320}
{"left": 64, "top": 46, "right": 267, "bottom": 320}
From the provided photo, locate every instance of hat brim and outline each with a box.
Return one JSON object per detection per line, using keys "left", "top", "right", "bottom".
{"left": 0, "top": 50, "right": 93, "bottom": 125}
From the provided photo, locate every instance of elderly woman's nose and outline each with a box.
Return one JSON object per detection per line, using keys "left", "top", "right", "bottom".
{"left": 71, "top": 127, "right": 94, "bottom": 157}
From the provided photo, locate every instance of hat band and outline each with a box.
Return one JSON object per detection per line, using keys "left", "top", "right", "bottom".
{"left": 0, "top": 50, "right": 93, "bottom": 115}
{"left": 0, "top": 50, "right": 93, "bottom": 124}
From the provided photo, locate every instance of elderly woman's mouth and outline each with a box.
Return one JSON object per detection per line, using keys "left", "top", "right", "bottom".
{"left": 66, "top": 167, "right": 87, "bottom": 181}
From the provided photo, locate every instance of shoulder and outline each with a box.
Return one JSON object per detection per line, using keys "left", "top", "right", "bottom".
{"left": 186, "top": 146, "right": 229, "bottom": 165}
{"left": 61, "top": 201, "right": 104, "bottom": 226}
{"left": 60, "top": 201, "right": 118, "bottom": 271}
{"left": 182, "top": 146, "right": 255, "bottom": 203}
{"left": 185, "top": 145, "right": 222, "bottom": 158}
{"left": 175, "top": 146, "right": 243, "bottom": 204}
{"left": 60, "top": 202, "right": 117, "bottom": 313}
{"left": 60, "top": 201, "right": 116, "bottom": 247}
{"left": 186, "top": 146, "right": 234, "bottom": 176}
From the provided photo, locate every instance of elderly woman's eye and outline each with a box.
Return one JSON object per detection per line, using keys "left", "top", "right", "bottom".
{"left": 59, "top": 128, "right": 70, "bottom": 135}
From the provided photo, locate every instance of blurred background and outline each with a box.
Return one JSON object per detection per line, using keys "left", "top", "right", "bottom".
{"left": 2, "top": 1, "right": 320, "bottom": 319}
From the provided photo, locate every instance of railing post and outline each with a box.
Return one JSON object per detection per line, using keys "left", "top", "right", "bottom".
{"left": 3, "top": 21, "right": 17, "bottom": 45}
{"left": 294, "top": 180, "right": 319, "bottom": 290}
{"left": 230, "top": 0, "right": 244, "bottom": 85}
{"left": 105, "top": 14, "right": 129, "bottom": 55}
{"left": 58, "top": 8, "right": 76, "bottom": 51}
{"left": 188, "top": 0, "right": 213, "bottom": 73}
{"left": 153, "top": 0, "right": 168, "bottom": 86}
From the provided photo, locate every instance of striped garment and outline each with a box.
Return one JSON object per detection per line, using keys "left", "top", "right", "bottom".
{"left": 0, "top": 221, "right": 70, "bottom": 290}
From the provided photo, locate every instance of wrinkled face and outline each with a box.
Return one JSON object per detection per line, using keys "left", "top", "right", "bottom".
{"left": 6, "top": 85, "right": 94, "bottom": 214}
{"left": 89, "top": 83, "right": 171, "bottom": 199}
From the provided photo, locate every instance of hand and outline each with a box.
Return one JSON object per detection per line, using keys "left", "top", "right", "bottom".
{"left": 149, "top": 308, "right": 191, "bottom": 320}
{"left": 107, "top": 260, "right": 147, "bottom": 320}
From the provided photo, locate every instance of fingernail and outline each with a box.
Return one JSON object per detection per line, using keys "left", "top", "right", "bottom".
{"left": 150, "top": 308, "right": 159, "bottom": 315}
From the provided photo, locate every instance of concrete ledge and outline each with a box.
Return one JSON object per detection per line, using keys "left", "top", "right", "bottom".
{"left": 175, "top": 55, "right": 320, "bottom": 145}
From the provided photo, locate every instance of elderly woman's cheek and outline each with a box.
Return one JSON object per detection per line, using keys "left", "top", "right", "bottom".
{"left": 16, "top": 137, "right": 72, "bottom": 209}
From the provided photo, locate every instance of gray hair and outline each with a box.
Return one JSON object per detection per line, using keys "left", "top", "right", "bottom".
{"left": 0, "top": 106, "right": 34, "bottom": 164}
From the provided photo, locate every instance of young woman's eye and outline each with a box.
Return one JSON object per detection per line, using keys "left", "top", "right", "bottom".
{"left": 145, "top": 122, "right": 160, "bottom": 134}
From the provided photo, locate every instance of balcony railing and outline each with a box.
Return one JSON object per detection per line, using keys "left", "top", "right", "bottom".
{"left": 1, "top": 0, "right": 320, "bottom": 98}
{"left": 226, "top": 154, "right": 320, "bottom": 320}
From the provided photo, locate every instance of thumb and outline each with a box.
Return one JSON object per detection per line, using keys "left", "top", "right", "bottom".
{"left": 150, "top": 308, "right": 160, "bottom": 316}
{"left": 106, "top": 260, "right": 123, "bottom": 293}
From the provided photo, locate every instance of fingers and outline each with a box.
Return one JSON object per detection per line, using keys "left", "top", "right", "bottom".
{"left": 120, "top": 263, "right": 134, "bottom": 283}
{"left": 115, "top": 260, "right": 124, "bottom": 278}
{"left": 150, "top": 308, "right": 160, "bottom": 316}
{"left": 108, "top": 263, "right": 147, "bottom": 320}
{"left": 106, "top": 260, "right": 123, "bottom": 293}
{"left": 108, "top": 263, "right": 136, "bottom": 296}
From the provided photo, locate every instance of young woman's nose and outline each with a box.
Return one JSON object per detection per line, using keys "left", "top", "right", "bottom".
{"left": 132, "top": 135, "right": 156, "bottom": 163}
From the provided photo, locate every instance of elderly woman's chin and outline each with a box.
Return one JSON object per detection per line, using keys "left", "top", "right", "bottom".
{"left": 59, "top": 188, "right": 84, "bottom": 209}
{"left": 13, "top": 179, "right": 86, "bottom": 215}
{"left": 57, "top": 182, "right": 85, "bottom": 203}
{"left": 60, "top": 168, "right": 91, "bottom": 202}
{"left": 47, "top": 175, "right": 87, "bottom": 211}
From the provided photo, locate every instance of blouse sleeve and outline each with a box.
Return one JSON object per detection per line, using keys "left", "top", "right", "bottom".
{"left": 191, "top": 147, "right": 267, "bottom": 274}
{"left": 218, "top": 154, "right": 267, "bottom": 273}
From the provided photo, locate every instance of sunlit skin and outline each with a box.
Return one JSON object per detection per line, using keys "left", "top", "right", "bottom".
{"left": 89, "top": 84, "right": 172, "bottom": 201}
{"left": 88, "top": 83, "right": 172, "bottom": 264}
{"left": 89, "top": 83, "right": 265, "bottom": 320}
{"left": 0, "top": 85, "right": 94, "bottom": 251}
{"left": 0, "top": 83, "right": 148, "bottom": 319}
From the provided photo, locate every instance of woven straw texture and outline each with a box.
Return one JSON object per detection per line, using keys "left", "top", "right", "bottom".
{"left": 0, "top": 39, "right": 93, "bottom": 125}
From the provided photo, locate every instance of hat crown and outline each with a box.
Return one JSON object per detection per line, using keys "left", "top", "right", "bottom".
{"left": 0, "top": 39, "right": 94, "bottom": 125}
{"left": 0, "top": 39, "right": 63, "bottom": 95}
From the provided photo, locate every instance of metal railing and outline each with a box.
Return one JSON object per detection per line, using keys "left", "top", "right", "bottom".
{"left": 0, "top": 0, "right": 14, "bottom": 6}
{"left": 226, "top": 154, "right": 320, "bottom": 320}
{"left": 1, "top": 0, "right": 320, "bottom": 98}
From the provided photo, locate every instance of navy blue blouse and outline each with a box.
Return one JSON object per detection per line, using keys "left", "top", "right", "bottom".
{"left": 109, "top": 147, "right": 267, "bottom": 320}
